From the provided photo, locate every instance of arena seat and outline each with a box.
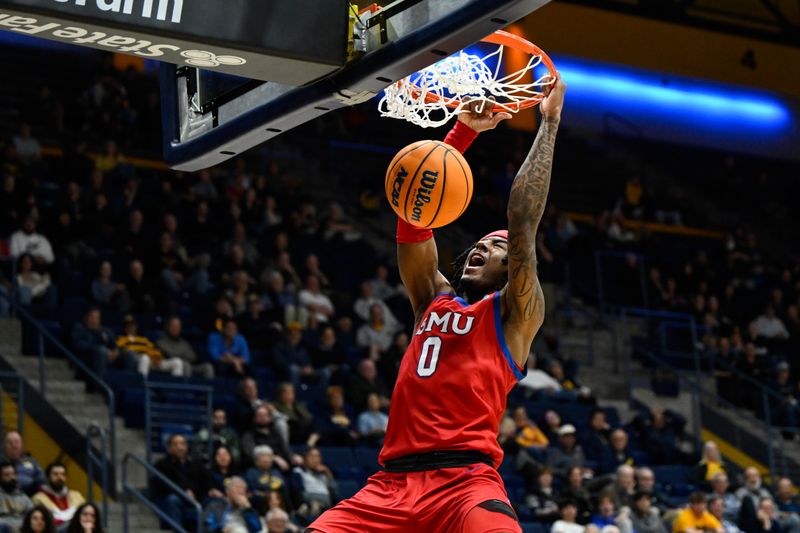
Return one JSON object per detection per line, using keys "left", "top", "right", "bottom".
{"left": 520, "top": 521, "right": 545, "bottom": 533}
{"left": 354, "top": 447, "right": 380, "bottom": 473}
{"left": 336, "top": 479, "right": 361, "bottom": 500}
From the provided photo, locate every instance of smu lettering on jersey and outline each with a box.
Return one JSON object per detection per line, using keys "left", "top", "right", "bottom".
{"left": 379, "top": 292, "right": 527, "bottom": 468}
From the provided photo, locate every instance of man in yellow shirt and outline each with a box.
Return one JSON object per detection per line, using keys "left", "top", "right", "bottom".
{"left": 673, "top": 492, "right": 723, "bottom": 533}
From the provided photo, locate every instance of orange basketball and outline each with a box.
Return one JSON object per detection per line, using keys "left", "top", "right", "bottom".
{"left": 384, "top": 140, "right": 473, "bottom": 229}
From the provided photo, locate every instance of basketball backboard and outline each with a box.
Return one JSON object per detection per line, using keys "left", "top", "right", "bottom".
{"left": 0, "top": 0, "right": 552, "bottom": 170}
{"left": 160, "top": 0, "right": 552, "bottom": 171}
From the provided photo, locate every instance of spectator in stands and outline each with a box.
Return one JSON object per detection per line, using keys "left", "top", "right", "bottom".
{"left": 695, "top": 441, "right": 726, "bottom": 488}
{"left": 512, "top": 406, "right": 549, "bottom": 451}
{"left": 153, "top": 434, "right": 205, "bottom": 529}
{"left": 31, "top": 462, "right": 84, "bottom": 526}
{"left": 526, "top": 467, "right": 560, "bottom": 523}
{"left": 584, "top": 408, "right": 612, "bottom": 463}
{"left": 611, "top": 465, "right": 636, "bottom": 509}
{"left": 117, "top": 314, "right": 179, "bottom": 377}
{"left": 636, "top": 467, "right": 675, "bottom": 515}
{"left": 357, "top": 393, "right": 389, "bottom": 447}
{"left": 240, "top": 405, "right": 292, "bottom": 470}
{"left": 19, "top": 505, "right": 56, "bottom": 533}
{"left": 205, "top": 445, "right": 238, "bottom": 499}
{"left": 245, "top": 445, "right": 289, "bottom": 515}
{"left": 736, "top": 344, "right": 768, "bottom": 408}
{"left": 542, "top": 410, "right": 563, "bottom": 443}
{"left": 231, "top": 378, "right": 290, "bottom": 448}
{"left": 64, "top": 502, "right": 103, "bottom": 533}
{"left": 71, "top": 307, "right": 137, "bottom": 375}
{"left": 518, "top": 356, "right": 562, "bottom": 397}
{"left": 547, "top": 425, "right": 589, "bottom": 479}
{"left": 15, "top": 254, "right": 56, "bottom": 311}
{"left": 202, "top": 476, "right": 263, "bottom": 533}
{"left": 191, "top": 409, "right": 241, "bottom": 465}
{"left": 599, "top": 429, "right": 635, "bottom": 475}
{"left": 271, "top": 322, "right": 318, "bottom": 384}
{"left": 708, "top": 496, "right": 741, "bottom": 533}
{"left": 754, "top": 498, "right": 782, "bottom": 533}
{"left": 356, "top": 304, "right": 397, "bottom": 356}
{"left": 265, "top": 507, "right": 299, "bottom": 533}
{"left": 291, "top": 447, "right": 337, "bottom": 520}
{"left": 768, "top": 362, "right": 798, "bottom": 430}
{"left": 308, "top": 386, "right": 357, "bottom": 447}
{"left": 631, "top": 491, "right": 667, "bottom": 533}
{"left": 90, "top": 260, "right": 128, "bottom": 313}
{"left": 10, "top": 217, "right": 54, "bottom": 266}
{"left": 637, "top": 407, "right": 693, "bottom": 465}
{"left": 753, "top": 305, "right": 790, "bottom": 340}
{"left": 310, "top": 326, "right": 346, "bottom": 376}
{"left": 591, "top": 491, "right": 633, "bottom": 533}
{"left": 1, "top": 432, "right": 44, "bottom": 496}
{"left": 672, "top": 492, "right": 723, "bottom": 533}
{"left": 207, "top": 318, "right": 251, "bottom": 377}
{"left": 563, "top": 466, "right": 592, "bottom": 524}
{"left": 125, "top": 259, "right": 156, "bottom": 314}
{"left": 156, "top": 232, "right": 209, "bottom": 296}
{"left": 0, "top": 460, "right": 33, "bottom": 531}
{"left": 547, "top": 360, "right": 593, "bottom": 403}
{"left": 775, "top": 478, "right": 800, "bottom": 533}
{"left": 156, "top": 316, "right": 215, "bottom": 379}
{"left": 297, "top": 275, "right": 334, "bottom": 324}
{"left": 552, "top": 499, "right": 585, "bottom": 533}
{"left": 12, "top": 123, "right": 41, "bottom": 164}
{"left": 346, "top": 359, "right": 390, "bottom": 412}
{"left": 274, "top": 382, "right": 313, "bottom": 445}
{"left": 736, "top": 468, "right": 773, "bottom": 509}
{"left": 353, "top": 282, "right": 399, "bottom": 331}
{"left": 708, "top": 472, "right": 740, "bottom": 523}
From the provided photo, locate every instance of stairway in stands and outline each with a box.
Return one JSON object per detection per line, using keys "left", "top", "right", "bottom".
{"left": 0, "top": 318, "right": 164, "bottom": 532}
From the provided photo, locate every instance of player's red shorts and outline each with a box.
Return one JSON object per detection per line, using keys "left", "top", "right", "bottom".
{"left": 307, "top": 463, "right": 521, "bottom": 532}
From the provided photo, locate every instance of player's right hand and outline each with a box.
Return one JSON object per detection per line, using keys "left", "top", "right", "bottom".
{"left": 540, "top": 72, "right": 566, "bottom": 121}
{"left": 457, "top": 97, "right": 512, "bottom": 132}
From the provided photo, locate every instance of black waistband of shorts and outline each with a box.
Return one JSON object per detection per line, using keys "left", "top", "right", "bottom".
{"left": 382, "top": 450, "right": 494, "bottom": 472}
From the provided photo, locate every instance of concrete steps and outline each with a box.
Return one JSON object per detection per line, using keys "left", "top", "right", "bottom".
{"left": 0, "top": 318, "right": 161, "bottom": 532}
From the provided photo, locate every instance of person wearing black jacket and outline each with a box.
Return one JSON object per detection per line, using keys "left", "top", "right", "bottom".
{"left": 153, "top": 434, "right": 206, "bottom": 530}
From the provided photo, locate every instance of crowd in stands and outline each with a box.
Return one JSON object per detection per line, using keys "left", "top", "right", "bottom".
{"left": 0, "top": 431, "right": 99, "bottom": 532}
{"left": 0, "top": 46, "right": 799, "bottom": 533}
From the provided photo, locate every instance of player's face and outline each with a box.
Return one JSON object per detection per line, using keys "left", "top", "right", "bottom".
{"left": 460, "top": 238, "right": 508, "bottom": 297}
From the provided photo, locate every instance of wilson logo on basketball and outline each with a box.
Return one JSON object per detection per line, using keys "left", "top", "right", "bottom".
{"left": 410, "top": 170, "right": 438, "bottom": 223}
{"left": 385, "top": 139, "right": 473, "bottom": 229}
{"left": 390, "top": 166, "right": 408, "bottom": 208}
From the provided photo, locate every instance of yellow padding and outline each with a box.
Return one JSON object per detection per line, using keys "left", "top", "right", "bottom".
{"left": 2, "top": 391, "right": 106, "bottom": 502}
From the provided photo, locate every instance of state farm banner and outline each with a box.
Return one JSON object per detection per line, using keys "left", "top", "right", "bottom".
{"left": 0, "top": 0, "right": 349, "bottom": 85}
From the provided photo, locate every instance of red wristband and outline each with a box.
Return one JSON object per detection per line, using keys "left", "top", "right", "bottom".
{"left": 397, "top": 218, "right": 433, "bottom": 243}
{"left": 443, "top": 120, "right": 478, "bottom": 154}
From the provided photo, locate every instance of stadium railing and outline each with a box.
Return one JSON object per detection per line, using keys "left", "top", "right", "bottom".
{"left": 0, "top": 372, "right": 25, "bottom": 434}
{"left": 122, "top": 453, "right": 202, "bottom": 533}
{"left": 144, "top": 381, "right": 213, "bottom": 464}
{"left": 0, "top": 289, "right": 117, "bottom": 492}
{"left": 86, "top": 423, "right": 110, "bottom": 529}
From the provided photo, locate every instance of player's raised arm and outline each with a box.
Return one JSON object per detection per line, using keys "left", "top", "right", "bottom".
{"left": 398, "top": 101, "right": 511, "bottom": 322}
{"left": 501, "top": 75, "right": 566, "bottom": 366}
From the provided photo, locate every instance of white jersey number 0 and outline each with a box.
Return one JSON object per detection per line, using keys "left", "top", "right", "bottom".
{"left": 416, "top": 336, "right": 442, "bottom": 377}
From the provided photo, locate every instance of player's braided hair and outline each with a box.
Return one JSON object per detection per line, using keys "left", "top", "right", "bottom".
{"left": 449, "top": 242, "right": 509, "bottom": 298}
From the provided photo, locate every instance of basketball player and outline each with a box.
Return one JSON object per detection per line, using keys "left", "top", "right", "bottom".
{"left": 308, "top": 75, "right": 566, "bottom": 533}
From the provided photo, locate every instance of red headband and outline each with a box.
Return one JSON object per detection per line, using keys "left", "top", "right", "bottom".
{"left": 480, "top": 230, "right": 508, "bottom": 242}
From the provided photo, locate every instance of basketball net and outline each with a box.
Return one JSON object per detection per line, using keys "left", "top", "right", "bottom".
{"left": 378, "top": 34, "right": 556, "bottom": 128}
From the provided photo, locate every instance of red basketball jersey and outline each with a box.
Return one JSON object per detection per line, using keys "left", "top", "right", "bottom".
{"left": 379, "top": 292, "right": 526, "bottom": 468}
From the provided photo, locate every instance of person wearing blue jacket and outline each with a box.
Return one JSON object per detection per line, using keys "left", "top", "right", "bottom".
{"left": 207, "top": 319, "right": 251, "bottom": 377}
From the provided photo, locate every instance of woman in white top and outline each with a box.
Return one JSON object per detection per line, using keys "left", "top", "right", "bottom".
{"left": 15, "top": 253, "right": 56, "bottom": 310}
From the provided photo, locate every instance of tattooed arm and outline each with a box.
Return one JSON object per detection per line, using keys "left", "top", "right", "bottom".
{"left": 501, "top": 75, "right": 566, "bottom": 367}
